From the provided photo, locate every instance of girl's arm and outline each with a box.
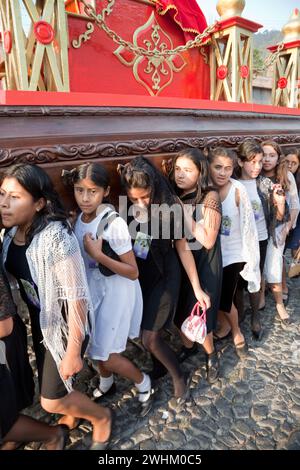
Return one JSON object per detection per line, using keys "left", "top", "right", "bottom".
{"left": 175, "top": 237, "right": 211, "bottom": 310}
{"left": 183, "top": 191, "right": 221, "bottom": 249}
{"left": 84, "top": 234, "right": 139, "bottom": 280}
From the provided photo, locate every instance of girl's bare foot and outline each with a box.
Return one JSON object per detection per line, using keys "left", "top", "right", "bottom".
{"left": 276, "top": 303, "right": 289, "bottom": 321}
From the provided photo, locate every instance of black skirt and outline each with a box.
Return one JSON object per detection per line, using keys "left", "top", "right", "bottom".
{"left": 175, "top": 237, "right": 223, "bottom": 334}
{"left": 138, "top": 247, "right": 181, "bottom": 331}
{"left": 0, "top": 315, "right": 35, "bottom": 441}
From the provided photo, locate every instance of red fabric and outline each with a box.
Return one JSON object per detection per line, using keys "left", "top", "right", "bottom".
{"left": 154, "top": 0, "right": 207, "bottom": 41}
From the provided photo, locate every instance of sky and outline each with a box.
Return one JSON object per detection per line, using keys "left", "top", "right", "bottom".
{"left": 20, "top": 1, "right": 297, "bottom": 33}
{"left": 198, "top": 0, "right": 298, "bottom": 31}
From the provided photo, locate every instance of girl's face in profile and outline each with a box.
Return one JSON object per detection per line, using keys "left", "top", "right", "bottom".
{"left": 0, "top": 177, "right": 43, "bottom": 229}
{"left": 174, "top": 156, "right": 200, "bottom": 195}
{"left": 262, "top": 145, "right": 279, "bottom": 173}
{"left": 209, "top": 156, "right": 234, "bottom": 188}
{"left": 74, "top": 178, "right": 109, "bottom": 218}
{"left": 285, "top": 153, "right": 299, "bottom": 175}
{"left": 126, "top": 187, "right": 151, "bottom": 209}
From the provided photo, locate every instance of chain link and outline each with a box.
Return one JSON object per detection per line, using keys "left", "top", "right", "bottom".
{"left": 79, "top": 0, "right": 217, "bottom": 58}
{"left": 253, "top": 42, "right": 284, "bottom": 76}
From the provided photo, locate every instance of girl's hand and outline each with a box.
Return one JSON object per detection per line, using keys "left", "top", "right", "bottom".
{"left": 59, "top": 353, "right": 83, "bottom": 381}
{"left": 83, "top": 233, "right": 103, "bottom": 261}
{"left": 194, "top": 289, "right": 211, "bottom": 310}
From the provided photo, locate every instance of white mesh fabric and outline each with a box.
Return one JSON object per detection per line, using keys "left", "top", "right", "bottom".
{"left": 27, "top": 222, "right": 93, "bottom": 392}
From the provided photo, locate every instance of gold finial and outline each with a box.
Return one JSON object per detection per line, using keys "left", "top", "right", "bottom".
{"left": 216, "top": 0, "right": 246, "bottom": 20}
{"left": 282, "top": 9, "right": 300, "bottom": 42}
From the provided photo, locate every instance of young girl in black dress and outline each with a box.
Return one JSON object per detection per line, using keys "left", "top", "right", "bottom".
{"left": 167, "top": 149, "right": 222, "bottom": 383}
{"left": 119, "top": 156, "right": 210, "bottom": 405}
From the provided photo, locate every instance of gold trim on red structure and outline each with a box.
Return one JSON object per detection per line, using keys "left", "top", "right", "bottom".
{"left": 153, "top": 1, "right": 203, "bottom": 37}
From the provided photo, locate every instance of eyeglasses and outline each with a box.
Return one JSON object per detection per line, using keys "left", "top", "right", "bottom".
{"left": 287, "top": 161, "right": 298, "bottom": 167}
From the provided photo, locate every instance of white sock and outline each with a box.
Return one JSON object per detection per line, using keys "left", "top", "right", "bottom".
{"left": 135, "top": 373, "right": 151, "bottom": 403}
{"left": 100, "top": 374, "right": 114, "bottom": 392}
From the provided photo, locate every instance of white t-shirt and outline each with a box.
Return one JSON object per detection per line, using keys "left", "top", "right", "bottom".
{"left": 239, "top": 179, "right": 268, "bottom": 242}
{"left": 220, "top": 183, "right": 244, "bottom": 267}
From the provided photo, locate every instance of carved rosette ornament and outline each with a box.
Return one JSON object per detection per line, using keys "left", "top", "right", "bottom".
{"left": 114, "top": 12, "right": 186, "bottom": 96}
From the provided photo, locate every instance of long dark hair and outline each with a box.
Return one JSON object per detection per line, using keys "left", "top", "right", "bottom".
{"left": 169, "top": 148, "right": 215, "bottom": 204}
{"left": 118, "top": 156, "right": 177, "bottom": 206}
{"left": 61, "top": 162, "right": 110, "bottom": 190}
{"left": 1, "top": 164, "right": 69, "bottom": 243}
{"left": 207, "top": 146, "right": 237, "bottom": 166}
{"left": 235, "top": 141, "right": 264, "bottom": 178}
{"left": 261, "top": 140, "right": 290, "bottom": 191}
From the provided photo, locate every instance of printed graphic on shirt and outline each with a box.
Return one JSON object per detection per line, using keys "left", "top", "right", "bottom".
{"left": 20, "top": 279, "right": 40, "bottom": 309}
{"left": 133, "top": 231, "right": 152, "bottom": 259}
{"left": 221, "top": 216, "right": 232, "bottom": 236}
{"left": 251, "top": 200, "right": 261, "bottom": 221}
{"left": 88, "top": 259, "right": 98, "bottom": 269}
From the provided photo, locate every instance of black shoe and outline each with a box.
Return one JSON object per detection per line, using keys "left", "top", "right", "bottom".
{"left": 177, "top": 344, "right": 198, "bottom": 363}
{"left": 90, "top": 408, "right": 114, "bottom": 450}
{"left": 251, "top": 310, "right": 262, "bottom": 340}
{"left": 93, "top": 382, "right": 116, "bottom": 400}
{"left": 168, "top": 372, "right": 192, "bottom": 410}
{"left": 138, "top": 389, "right": 155, "bottom": 418}
{"left": 205, "top": 351, "right": 220, "bottom": 384}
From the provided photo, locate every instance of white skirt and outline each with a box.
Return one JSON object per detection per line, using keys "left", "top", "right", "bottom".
{"left": 86, "top": 269, "right": 143, "bottom": 361}
{"left": 264, "top": 230, "right": 285, "bottom": 284}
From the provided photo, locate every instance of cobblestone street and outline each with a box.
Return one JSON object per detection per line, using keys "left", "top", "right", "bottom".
{"left": 23, "top": 275, "right": 300, "bottom": 451}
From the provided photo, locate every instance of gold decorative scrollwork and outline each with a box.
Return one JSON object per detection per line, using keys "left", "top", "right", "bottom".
{"left": 114, "top": 12, "right": 186, "bottom": 96}
{"left": 72, "top": 22, "right": 95, "bottom": 49}
{"left": 71, "top": 0, "right": 115, "bottom": 49}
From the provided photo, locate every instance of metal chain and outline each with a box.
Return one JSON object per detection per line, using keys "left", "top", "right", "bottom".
{"left": 253, "top": 42, "right": 285, "bottom": 76}
{"left": 79, "top": 0, "right": 217, "bottom": 58}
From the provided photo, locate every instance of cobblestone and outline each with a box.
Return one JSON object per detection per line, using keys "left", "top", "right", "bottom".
{"left": 19, "top": 273, "right": 300, "bottom": 450}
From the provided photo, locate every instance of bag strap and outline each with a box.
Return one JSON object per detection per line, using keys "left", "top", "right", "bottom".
{"left": 190, "top": 301, "right": 206, "bottom": 318}
{"left": 96, "top": 209, "right": 119, "bottom": 239}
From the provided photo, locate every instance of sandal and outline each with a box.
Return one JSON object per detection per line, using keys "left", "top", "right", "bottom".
{"left": 234, "top": 339, "right": 248, "bottom": 359}
{"left": 206, "top": 351, "right": 220, "bottom": 384}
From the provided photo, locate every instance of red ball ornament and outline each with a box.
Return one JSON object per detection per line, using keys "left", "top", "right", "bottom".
{"left": 4, "top": 31, "right": 12, "bottom": 54}
{"left": 277, "top": 77, "right": 287, "bottom": 89}
{"left": 34, "top": 21, "right": 55, "bottom": 45}
{"left": 217, "top": 65, "right": 228, "bottom": 80}
{"left": 240, "top": 65, "right": 249, "bottom": 79}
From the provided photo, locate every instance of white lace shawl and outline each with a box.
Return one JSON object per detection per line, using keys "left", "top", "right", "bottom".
{"left": 3, "top": 222, "right": 93, "bottom": 392}
{"left": 230, "top": 179, "right": 261, "bottom": 293}
{"left": 287, "top": 171, "right": 300, "bottom": 228}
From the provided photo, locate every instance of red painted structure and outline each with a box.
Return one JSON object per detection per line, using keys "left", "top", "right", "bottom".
{"left": 67, "top": 1, "right": 210, "bottom": 99}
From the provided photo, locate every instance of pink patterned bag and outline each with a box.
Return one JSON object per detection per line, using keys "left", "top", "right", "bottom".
{"left": 181, "top": 302, "right": 207, "bottom": 344}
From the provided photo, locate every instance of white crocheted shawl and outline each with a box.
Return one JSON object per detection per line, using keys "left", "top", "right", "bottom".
{"left": 230, "top": 178, "right": 261, "bottom": 293}
{"left": 3, "top": 222, "right": 93, "bottom": 392}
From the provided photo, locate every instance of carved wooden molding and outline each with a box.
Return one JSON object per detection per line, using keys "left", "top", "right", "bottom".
{"left": 1, "top": 134, "right": 300, "bottom": 167}
{"left": 0, "top": 106, "right": 300, "bottom": 121}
